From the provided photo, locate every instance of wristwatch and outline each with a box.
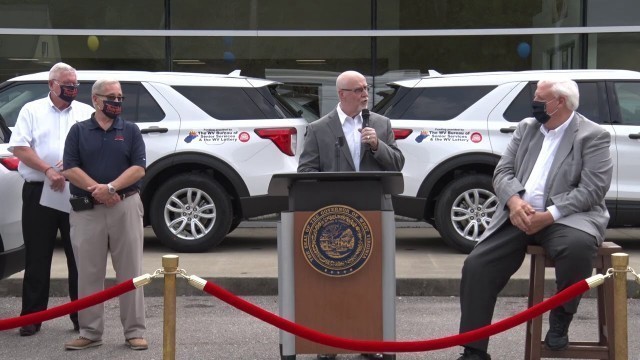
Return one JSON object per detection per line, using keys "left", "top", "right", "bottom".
{"left": 107, "top": 183, "right": 116, "bottom": 195}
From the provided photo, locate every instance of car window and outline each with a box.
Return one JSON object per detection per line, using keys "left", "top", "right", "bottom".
{"left": 504, "top": 81, "right": 604, "bottom": 123}
{"left": 397, "top": 86, "right": 495, "bottom": 120}
{"left": 173, "top": 86, "right": 282, "bottom": 120}
{"left": 0, "top": 83, "right": 50, "bottom": 127}
{"left": 120, "top": 83, "right": 166, "bottom": 123}
{"left": 613, "top": 82, "right": 640, "bottom": 125}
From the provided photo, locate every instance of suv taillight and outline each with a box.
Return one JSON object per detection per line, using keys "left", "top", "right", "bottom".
{"left": 0, "top": 156, "right": 20, "bottom": 171}
{"left": 393, "top": 128, "right": 413, "bottom": 140}
{"left": 254, "top": 127, "right": 298, "bottom": 156}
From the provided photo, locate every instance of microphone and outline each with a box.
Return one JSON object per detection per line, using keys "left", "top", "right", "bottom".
{"left": 361, "top": 109, "right": 370, "bottom": 129}
{"left": 334, "top": 136, "right": 345, "bottom": 171}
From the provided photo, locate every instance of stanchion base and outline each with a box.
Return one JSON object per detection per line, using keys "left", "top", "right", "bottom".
{"left": 279, "top": 344, "right": 296, "bottom": 359}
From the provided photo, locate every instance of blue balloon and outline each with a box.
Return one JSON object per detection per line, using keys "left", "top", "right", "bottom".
{"left": 517, "top": 42, "right": 531, "bottom": 58}
{"left": 223, "top": 51, "right": 235, "bottom": 63}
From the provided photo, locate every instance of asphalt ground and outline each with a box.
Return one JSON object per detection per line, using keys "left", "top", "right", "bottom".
{"left": 0, "top": 223, "right": 639, "bottom": 359}
{"left": 0, "top": 296, "right": 638, "bottom": 359}
{"left": 1, "top": 223, "right": 639, "bottom": 298}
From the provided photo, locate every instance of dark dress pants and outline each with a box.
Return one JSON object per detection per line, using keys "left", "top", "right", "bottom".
{"left": 459, "top": 222, "right": 598, "bottom": 353}
{"left": 20, "top": 182, "right": 78, "bottom": 325}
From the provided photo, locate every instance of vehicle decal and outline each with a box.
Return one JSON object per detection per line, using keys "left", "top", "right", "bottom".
{"left": 238, "top": 131, "right": 250, "bottom": 142}
{"left": 184, "top": 129, "right": 239, "bottom": 144}
{"left": 415, "top": 128, "right": 482, "bottom": 143}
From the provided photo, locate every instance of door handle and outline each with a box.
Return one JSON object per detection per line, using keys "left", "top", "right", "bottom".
{"left": 140, "top": 127, "right": 168, "bottom": 134}
{"left": 500, "top": 127, "right": 516, "bottom": 134}
{"left": 629, "top": 133, "right": 640, "bottom": 140}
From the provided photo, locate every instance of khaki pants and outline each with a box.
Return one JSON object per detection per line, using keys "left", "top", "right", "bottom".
{"left": 70, "top": 193, "right": 146, "bottom": 341}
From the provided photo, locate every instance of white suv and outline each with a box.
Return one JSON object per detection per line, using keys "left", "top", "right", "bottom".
{"left": 375, "top": 69, "right": 640, "bottom": 253}
{"left": 0, "top": 71, "right": 307, "bottom": 252}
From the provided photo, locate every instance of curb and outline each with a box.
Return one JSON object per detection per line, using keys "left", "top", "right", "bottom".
{"left": 1, "top": 278, "right": 638, "bottom": 298}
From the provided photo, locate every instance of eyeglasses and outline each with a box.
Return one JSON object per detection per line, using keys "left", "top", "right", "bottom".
{"left": 95, "top": 94, "right": 125, "bottom": 102}
{"left": 341, "top": 84, "right": 372, "bottom": 95}
{"left": 53, "top": 79, "right": 80, "bottom": 87}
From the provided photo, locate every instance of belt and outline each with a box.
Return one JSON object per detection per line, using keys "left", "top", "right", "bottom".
{"left": 24, "top": 181, "right": 44, "bottom": 186}
{"left": 73, "top": 189, "right": 139, "bottom": 205}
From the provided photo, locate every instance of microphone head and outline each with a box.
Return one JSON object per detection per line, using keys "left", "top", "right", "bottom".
{"left": 361, "top": 109, "right": 370, "bottom": 127}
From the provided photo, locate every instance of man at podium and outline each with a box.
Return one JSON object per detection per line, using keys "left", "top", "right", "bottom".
{"left": 297, "top": 70, "right": 403, "bottom": 360}
{"left": 297, "top": 70, "right": 404, "bottom": 174}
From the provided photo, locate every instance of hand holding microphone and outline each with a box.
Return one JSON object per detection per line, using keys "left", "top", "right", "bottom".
{"left": 360, "top": 109, "right": 378, "bottom": 150}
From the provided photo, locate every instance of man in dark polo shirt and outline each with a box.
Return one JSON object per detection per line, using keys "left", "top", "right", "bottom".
{"left": 61, "top": 78, "right": 148, "bottom": 351}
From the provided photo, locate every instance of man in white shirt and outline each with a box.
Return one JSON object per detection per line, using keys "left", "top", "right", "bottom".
{"left": 456, "top": 78, "right": 613, "bottom": 360}
{"left": 8, "top": 62, "right": 94, "bottom": 336}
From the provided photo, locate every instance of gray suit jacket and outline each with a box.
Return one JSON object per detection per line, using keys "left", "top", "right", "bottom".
{"left": 297, "top": 109, "right": 405, "bottom": 172}
{"left": 481, "top": 113, "right": 613, "bottom": 244}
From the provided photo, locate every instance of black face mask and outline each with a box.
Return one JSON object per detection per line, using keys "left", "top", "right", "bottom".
{"left": 532, "top": 100, "right": 551, "bottom": 124}
{"left": 57, "top": 84, "right": 78, "bottom": 103}
{"left": 101, "top": 100, "right": 122, "bottom": 120}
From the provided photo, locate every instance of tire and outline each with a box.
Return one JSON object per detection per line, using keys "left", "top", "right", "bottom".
{"left": 228, "top": 216, "right": 242, "bottom": 234}
{"left": 434, "top": 174, "right": 498, "bottom": 254}
{"left": 150, "top": 174, "right": 232, "bottom": 252}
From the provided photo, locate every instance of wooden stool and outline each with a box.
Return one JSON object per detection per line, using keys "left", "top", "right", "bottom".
{"left": 524, "top": 242, "right": 621, "bottom": 360}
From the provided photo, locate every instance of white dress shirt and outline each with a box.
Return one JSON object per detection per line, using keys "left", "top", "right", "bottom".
{"left": 523, "top": 112, "right": 574, "bottom": 220}
{"left": 9, "top": 95, "right": 94, "bottom": 182}
{"left": 336, "top": 104, "right": 362, "bottom": 171}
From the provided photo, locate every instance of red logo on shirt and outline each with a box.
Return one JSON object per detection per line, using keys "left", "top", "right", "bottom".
{"left": 115, "top": 135, "right": 125, "bottom": 141}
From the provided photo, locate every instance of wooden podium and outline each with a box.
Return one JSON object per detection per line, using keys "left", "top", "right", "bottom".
{"left": 269, "top": 172, "right": 403, "bottom": 360}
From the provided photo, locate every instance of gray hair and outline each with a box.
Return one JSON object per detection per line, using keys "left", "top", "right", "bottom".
{"left": 91, "top": 78, "right": 121, "bottom": 107}
{"left": 538, "top": 78, "right": 579, "bottom": 111}
{"left": 91, "top": 78, "right": 120, "bottom": 96}
{"left": 48, "top": 62, "right": 76, "bottom": 81}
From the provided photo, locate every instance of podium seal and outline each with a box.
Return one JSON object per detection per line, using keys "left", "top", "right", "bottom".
{"left": 301, "top": 205, "right": 373, "bottom": 277}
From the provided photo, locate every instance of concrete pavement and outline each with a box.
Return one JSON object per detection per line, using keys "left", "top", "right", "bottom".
{"left": 0, "top": 296, "right": 638, "bottom": 359}
{"left": 1, "top": 223, "right": 639, "bottom": 298}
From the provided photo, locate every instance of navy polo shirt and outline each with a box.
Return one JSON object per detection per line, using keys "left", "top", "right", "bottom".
{"left": 63, "top": 115, "right": 146, "bottom": 197}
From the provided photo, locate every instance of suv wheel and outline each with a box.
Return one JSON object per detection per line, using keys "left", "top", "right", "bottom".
{"left": 434, "top": 174, "right": 498, "bottom": 253}
{"left": 150, "top": 174, "right": 232, "bottom": 252}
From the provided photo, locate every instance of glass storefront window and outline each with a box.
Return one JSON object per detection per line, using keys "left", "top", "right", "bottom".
{"left": 377, "top": 0, "right": 582, "bottom": 30}
{"left": 376, "top": 33, "right": 583, "bottom": 78}
{"left": 171, "top": 36, "right": 372, "bottom": 118}
{"left": 0, "top": 35, "right": 166, "bottom": 83}
{"left": 0, "top": 1, "right": 164, "bottom": 29}
{"left": 590, "top": 33, "right": 640, "bottom": 71}
{"left": 171, "top": 0, "right": 371, "bottom": 30}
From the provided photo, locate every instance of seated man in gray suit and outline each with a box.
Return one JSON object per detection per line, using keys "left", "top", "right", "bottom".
{"left": 457, "top": 78, "right": 613, "bottom": 360}
{"left": 298, "top": 70, "right": 404, "bottom": 174}
{"left": 298, "top": 70, "right": 404, "bottom": 360}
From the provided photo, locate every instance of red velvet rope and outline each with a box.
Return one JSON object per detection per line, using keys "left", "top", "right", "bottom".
{"left": 0, "top": 279, "right": 136, "bottom": 331}
{"left": 202, "top": 279, "right": 590, "bottom": 353}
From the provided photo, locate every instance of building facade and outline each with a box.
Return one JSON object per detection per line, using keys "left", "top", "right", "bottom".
{"left": 1, "top": 0, "right": 639, "bottom": 116}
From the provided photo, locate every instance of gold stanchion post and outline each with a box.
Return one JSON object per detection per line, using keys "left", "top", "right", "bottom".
{"left": 163, "top": 255, "right": 179, "bottom": 360}
{"left": 611, "top": 253, "right": 628, "bottom": 360}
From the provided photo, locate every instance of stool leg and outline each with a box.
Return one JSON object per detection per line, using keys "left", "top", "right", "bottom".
{"left": 525, "top": 253, "right": 545, "bottom": 360}
{"left": 600, "top": 257, "right": 616, "bottom": 360}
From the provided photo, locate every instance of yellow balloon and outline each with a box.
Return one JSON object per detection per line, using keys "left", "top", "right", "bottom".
{"left": 87, "top": 35, "right": 99, "bottom": 52}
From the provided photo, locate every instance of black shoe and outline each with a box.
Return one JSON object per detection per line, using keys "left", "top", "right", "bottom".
{"left": 456, "top": 347, "right": 491, "bottom": 360}
{"left": 544, "top": 307, "right": 573, "bottom": 351}
{"left": 361, "top": 354, "right": 383, "bottom": 359}
{"left": 317, "top": 354, "right": 337, "bottom": 360}
{"left": 19, "top": 324, "right": 41, "bottom": 336}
